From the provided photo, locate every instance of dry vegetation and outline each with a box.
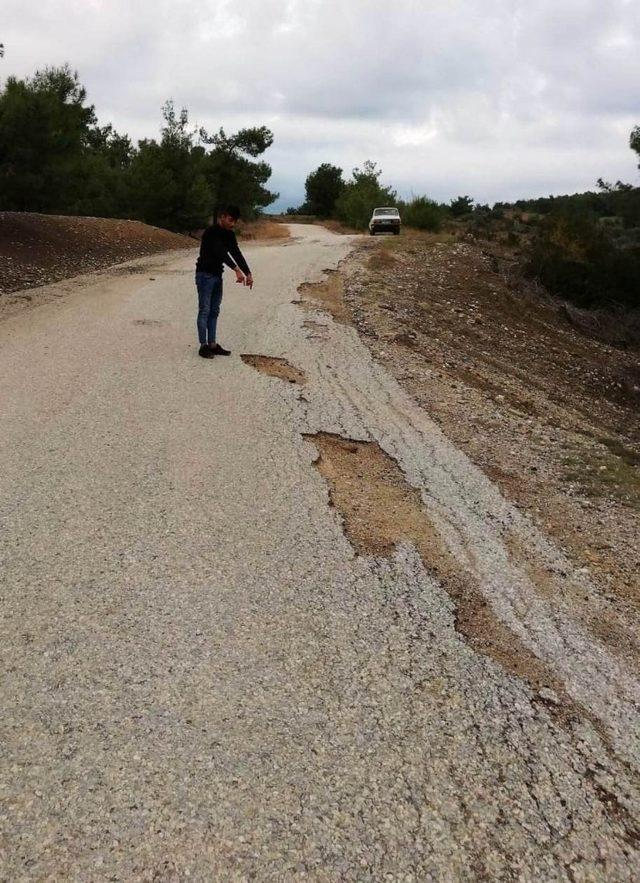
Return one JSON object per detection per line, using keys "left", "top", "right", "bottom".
{"left": 237, "top": 218, "right": 290, "bottom": 241}
{"left": 313, "top": 218, "right": 360, "bottom": 235}
{"left": 267, "top": 215, "right": 359, "bottom": 235}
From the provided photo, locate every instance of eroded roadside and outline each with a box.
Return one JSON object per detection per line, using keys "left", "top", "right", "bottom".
{"left": 301, "top": 431, "right": 576, "bottom": 706}
{"left": 241, "top": 326, "right": 640, "bottom": 873}
{"left": 295, "top": 235, "right": 639, "bottom": 637}
{"left": 342, "top": 234, "right": 639, "bottom": 606}
{"left": 300, "top": 430, "right": 640, "bottom": 848}
{"left": 287, "top": 238, "right": 640, "bottom": 796}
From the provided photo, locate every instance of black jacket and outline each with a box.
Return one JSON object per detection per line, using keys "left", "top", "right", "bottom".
{"left": 196, "top": 224, "right": 251, "bottom": 276}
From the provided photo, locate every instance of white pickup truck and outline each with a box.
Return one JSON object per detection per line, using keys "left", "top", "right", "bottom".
{"left": 368, "top": 206, "right": 401, "bottom": 235}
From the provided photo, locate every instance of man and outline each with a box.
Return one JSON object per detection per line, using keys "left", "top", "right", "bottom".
{"left": 195, "top": 205, "right": 254, "bottom": 359}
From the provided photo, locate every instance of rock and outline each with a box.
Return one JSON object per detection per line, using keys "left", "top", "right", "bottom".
{"left": 538, "top": 687, "right": 561, "bottom": 706}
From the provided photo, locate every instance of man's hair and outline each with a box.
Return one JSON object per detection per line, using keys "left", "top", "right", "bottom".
{"left": 218, "top": 204, "right": 241, "bottom": 221}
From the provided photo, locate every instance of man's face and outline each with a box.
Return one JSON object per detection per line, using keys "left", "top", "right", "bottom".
{"left": 218, "top": 213, "right": 237, "bottom": 230}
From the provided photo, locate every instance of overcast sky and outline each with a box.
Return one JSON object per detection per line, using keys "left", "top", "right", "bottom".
{"left": 3, "top": 0, "right": 639, "bottom": 210}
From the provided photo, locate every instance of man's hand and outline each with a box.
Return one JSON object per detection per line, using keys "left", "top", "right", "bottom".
{"left": 234, "top": 267, "right": 245, "bottom": 285}
{"left": 245, "top": 273, "right": 254, "bottom": 290}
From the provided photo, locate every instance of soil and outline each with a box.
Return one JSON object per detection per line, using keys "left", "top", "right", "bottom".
{"left": 0, "top": 212, "right": 195, "bottom": 296}
{"left": 297, "top": 271, "right": 350, "bottom": 324}
{"left": 310, "top": 229, "right": 640, "bottom": 611}
{"left": 241, "top": 353, "right": 306, "bottom": 385}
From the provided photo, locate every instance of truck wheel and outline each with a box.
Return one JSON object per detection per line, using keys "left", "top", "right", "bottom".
{"left": 394, "top": 229, "right": 400, "bottom": 235}
{"left": 369, "top": 229, "right": 375, "bottom": 236}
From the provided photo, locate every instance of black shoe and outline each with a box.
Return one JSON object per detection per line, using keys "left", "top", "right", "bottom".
{"left": 199, "top": 344, "right": 215, "bottom": 359}
{"left": 211, "top": 343, "right": 231, "bottom": 356}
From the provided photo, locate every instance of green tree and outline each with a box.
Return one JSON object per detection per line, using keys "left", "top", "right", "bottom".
{"left": 0, "top": 61, "right": 278, "bottom": 230}
{"left": 128, "top": 101, "right": 211, "bottom": 231}
{"left": 0, "top": 64, "right": 133, "bottom": 217}
{"left": 200, "top": 125, "right": 278, "bottom": 218}
{"left": 334, "top": 161, "right": 396, "bottom": 230}
{"left": 0, "top": 64, "right": 97, "bottom": 211}
{"left": 449, "top": 195, "right": 475, "bottom": 217}
{"left": 304, "top": 163, "right": 345, "bottom": 217}
{"left": 68, "top": 123, "right": 133, "bottom": 217}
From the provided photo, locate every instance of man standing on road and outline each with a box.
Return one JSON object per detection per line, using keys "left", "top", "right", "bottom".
{"left": 195, "top": 205, "right": 253, "bottom": 359}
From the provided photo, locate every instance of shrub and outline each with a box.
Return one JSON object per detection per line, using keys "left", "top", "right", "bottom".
{"left": 527, "top": 205, "right": 640, "bottom": 311}
{"left": 402, "top": 196, "right": 445, "bottom": 231}
{"left": 450, "top": 195, "right": 475, "bottom": 217}
{"left": 468, "top": 203, "right": 493, "bottom": 239}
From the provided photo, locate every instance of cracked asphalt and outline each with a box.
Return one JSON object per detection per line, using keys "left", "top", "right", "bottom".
{"left": 1, "top": 225, "right": 639, "bottom": 880}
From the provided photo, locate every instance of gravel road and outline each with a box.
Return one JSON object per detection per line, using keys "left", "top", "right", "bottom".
{"left": 1, "top": 224, "right": 639, "bottom": 880}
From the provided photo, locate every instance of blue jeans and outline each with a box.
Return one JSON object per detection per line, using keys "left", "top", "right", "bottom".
{"left": 195, "top": 272, "right": 223, "bottom": 346}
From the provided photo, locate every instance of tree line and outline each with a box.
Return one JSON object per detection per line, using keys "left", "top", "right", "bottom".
{"left": 287, "top": 161, "right": 530, "bottom": 233}
{"left": 291, "top": 133, "right": 640, "bottom": 313}
{"left": 0, "top": 65, "right": 278, "bottom": 230}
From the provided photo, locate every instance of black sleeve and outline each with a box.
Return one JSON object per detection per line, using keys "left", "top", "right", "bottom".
{"left": 222, "top": 252, "right": 237, "bottom": 270}
{"left": 227, "top": 232, "right": 251, "bottom": 275}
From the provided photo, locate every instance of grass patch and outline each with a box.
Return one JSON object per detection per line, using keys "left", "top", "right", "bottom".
{"left": 315, "top": 219, "right": 360, "bottom": 235}
{"left": 387, "top": 228, "right": 455, "bottom": 252}
{"left": 562, "top": 442, "right": 640, "bottom": 509}
{"left": 368, "top": 246, "right": 399, "bottom": 271}
{"left": 595, "top": 435, "right": 640, "bottom": 469}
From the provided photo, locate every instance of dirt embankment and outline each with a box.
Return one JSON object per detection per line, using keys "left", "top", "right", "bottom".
{"left": 0, "top": 213, "right": 290, "bottom": 303}
{"left": 0, "top": 213, "right": 196, "bottom": 296}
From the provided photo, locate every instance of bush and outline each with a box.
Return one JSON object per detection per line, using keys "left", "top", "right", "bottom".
{"left": 402, "top": 196, "right": 445, "bottom": 231}
{"left": 450, "top": 195, "right": 475, "bottom": 217}
{"left": 527, "top": 205, "right": 640, "bottom": 311}
{"left": 468, "top": 204, "right": 493, "bottom": 239}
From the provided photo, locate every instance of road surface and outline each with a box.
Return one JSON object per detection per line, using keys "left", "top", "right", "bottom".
{"left": 1, "top": 225, "right": 638, "bottom": 880}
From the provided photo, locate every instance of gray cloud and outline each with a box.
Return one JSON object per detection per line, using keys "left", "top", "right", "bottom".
{"left": 3, "top": 0, "right": 639, "bottom": 209}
